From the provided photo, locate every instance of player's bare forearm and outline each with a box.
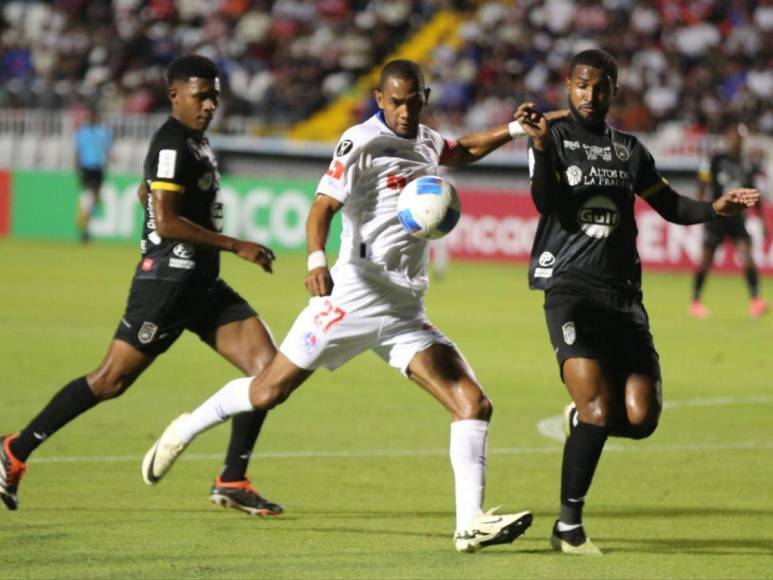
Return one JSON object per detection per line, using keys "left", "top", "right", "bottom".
{"left": 304, "top": 194, "right": 342, "bottom": 296}
{"left": 151, "top": 189, "right": 275, "bottom": 271}
{"left": 306, "top": 194, "right": 343, "bottom": 253}
{"left": 442, "top": 125, "right": 512, "bottom": 167}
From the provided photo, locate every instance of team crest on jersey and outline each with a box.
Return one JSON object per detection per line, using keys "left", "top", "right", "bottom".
{"left": 566, "top": 165, "right": 583, "bottom": 186}
{"left": 614, "top": 142, "right": 630, "bottom": 161}
{"left": 562, "top": 322, "right": 576, "bottom": 346}
{"left": 198, "top": 172, "right": 214, "bottom": 190}
{"left": 300, "top": 331, "right": 318, "bottom": 354}
{"left": 138, "top": 322, "right": 158, "bottom": 344}
{"left": 336, "top": 140, "right": 353, "bottom": 157}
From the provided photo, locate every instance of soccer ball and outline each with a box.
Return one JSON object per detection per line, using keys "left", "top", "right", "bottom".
{"left": 397, "top": 176, "right": 461, "bottom": 240}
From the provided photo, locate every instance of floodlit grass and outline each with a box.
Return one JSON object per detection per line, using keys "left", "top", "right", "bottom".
{"left": 0, "top": 239, "right": 771, "bottom": 579}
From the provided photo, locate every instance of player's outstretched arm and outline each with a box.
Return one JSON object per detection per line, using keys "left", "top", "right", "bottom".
{"left": 644, "top": 185, "right": 759, "bottom": 224}
{"left": 712, "top": 188, "right": 760, "bottom": 217}
{"left": 440, "top": 103, "right": 567, "bottom": 167}
{"left": 151, "top": 188, "right": 275, "bottom": 272}
{"left": 305, "top": 193, "right": 343, "bottom": 297}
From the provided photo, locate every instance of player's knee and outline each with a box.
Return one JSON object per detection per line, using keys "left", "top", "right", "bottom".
{"left": 248, "top": 380, "right": 288, "bottom": 411}
{"left": 626, "top": 401, "right": 661, "bottom": 427}
{"left": 453, "top": 387, "right": 492, "bottom": 421}
{"left": 577, "top": 398, "right": 610, "bottom": 426}
{"left": 87, "top": 372, "right": 133, "bottom": 401}
{"left": 245, "top": 349, "right": 277, "bottom": 377}
{"left": 625, "top": 420, "right": 659, "bottom": 440}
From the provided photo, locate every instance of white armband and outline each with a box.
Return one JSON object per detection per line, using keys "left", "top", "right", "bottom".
{"left": 508, "top": 120, "right": 526, "bottom": 139}
{"left": 307, "top": 250, "right": 327, "bottom": 271}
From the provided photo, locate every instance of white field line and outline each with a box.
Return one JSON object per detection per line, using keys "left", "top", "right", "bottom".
{"left": 536, "top": 394, "right": 773, "bottom": 442}
{"left": 27, "top": 440, "right": 773, "bottom": 465}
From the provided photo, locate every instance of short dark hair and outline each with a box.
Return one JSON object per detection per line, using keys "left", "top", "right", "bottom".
{"left": 380, "top": 59, "right": 425, "bottom": 89}
{"left": 570, "top": 49, "right": 618, "bottom": 85}
{"left": 166, "top": 54, "right": 219, "bottom": 86}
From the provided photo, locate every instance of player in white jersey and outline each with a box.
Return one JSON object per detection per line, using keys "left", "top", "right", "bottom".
{"left": 142, "top": 60, "right": 557, "bottom": 552}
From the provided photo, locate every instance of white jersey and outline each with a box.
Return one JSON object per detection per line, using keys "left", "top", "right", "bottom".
{"left": 316, "top": 112, "right": 448, "bottom": 293}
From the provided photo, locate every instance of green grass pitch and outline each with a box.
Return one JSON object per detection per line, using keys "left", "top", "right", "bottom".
{"left": 0, "top": 239, "right": 771, "bottom": 579}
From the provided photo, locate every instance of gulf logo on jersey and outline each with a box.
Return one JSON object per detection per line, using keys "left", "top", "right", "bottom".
{"left": 577, "top": 195, "right": 620, "bottom": 238}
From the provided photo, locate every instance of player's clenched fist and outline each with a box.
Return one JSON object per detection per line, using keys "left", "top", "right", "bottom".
{"left": 305, "top": 267, "right": 333, "bottom": 297}
{"left": 234, "top": 240, "right": 275, "bottom": 273}
{"left": 515, "top": 102, "right": 551, "bottom": 149}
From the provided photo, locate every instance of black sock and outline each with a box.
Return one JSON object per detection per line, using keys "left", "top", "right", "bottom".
{"left": 219, "top": 410, "right": 268, "bottom": 482}
{"left": 560, "top": 421, "right": 608, "bottom": 525}
{"left": 10, "top": 377, "right": 98, "bottom": 461}
{"left": 693, "top": 269, "right": 708, "bottom": 301}
{"left": 745, "top": 267, "right": 759, "bottom": 298}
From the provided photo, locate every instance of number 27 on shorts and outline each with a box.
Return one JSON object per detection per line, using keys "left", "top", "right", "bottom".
{"left": 313, "top": 300, "right": 346, "bottom": 333}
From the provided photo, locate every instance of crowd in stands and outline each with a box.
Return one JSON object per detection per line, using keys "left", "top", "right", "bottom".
{"left": 1, "top": 0, "right": 771, "bottom": 136}
{"left": 423, "top": 0, "right": 773, "bottom": 136}
{"left": 0, "top": 0, "right": 445, "bottom": 131}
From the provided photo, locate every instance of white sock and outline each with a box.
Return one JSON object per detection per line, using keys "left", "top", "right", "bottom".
{"left": 175, "top": 377, "right": 255, "bottom": 443}
{"left": 450, "top": 419, "right": 488, "bottom": 531}
{"left": 557, "top": 522, "right": 583, "bottom": 532}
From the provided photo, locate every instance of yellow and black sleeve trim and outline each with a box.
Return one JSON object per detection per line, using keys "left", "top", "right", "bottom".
{"left": 150, "top": 181, "right": 185, "bottom": 193}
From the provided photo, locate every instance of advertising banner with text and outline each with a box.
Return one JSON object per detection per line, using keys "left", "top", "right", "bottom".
{"left": 10, "top": 171, "right": 341, "bottom": 251}
{"left": 447, "top": 190, "right": 773, "bottom": 274}
{"left": 7, "top": 172, "right": 772, "bottom": 274}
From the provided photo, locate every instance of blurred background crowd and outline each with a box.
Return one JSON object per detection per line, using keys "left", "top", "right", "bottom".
{"left": 0, "top": 0, "right": 771, "bottom": 137}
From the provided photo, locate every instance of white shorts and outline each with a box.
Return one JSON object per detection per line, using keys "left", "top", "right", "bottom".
{"left": 280, "top": 264, "right": 454, "bottom": 376}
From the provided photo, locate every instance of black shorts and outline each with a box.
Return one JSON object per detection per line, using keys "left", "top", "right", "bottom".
{"left": 704, "top": 216, "right": 750, "bottom": 248}
{"left": 113, "top": 277, "right": 257, "bottom": 356}
{"left": 79, "top": 167, "right": 104, "bottom": 191}
{"left": 544, "top": 288, "right": 661, "bottom": 382}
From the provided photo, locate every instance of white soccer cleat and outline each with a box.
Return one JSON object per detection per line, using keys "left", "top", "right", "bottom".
{"left": 550, "top": 520, "right": 603, "bottom": 556}
{"left": 142, "top": 413, "right": 190, "bottom": 485}
{"left": 453, "top": 507, "right": 533, "bottom": 553}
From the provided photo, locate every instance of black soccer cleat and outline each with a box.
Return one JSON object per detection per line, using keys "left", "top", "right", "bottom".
{"left": 550, "top": 520, "right": 603, "bottom": 555}
{"left": 209, "top": 477, "right": 283, "bottom": 517}
{"left": 0, "top": 434, "right": 28, "bottom": 511}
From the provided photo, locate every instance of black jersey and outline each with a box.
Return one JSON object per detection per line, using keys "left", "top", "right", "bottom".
{"left": 528, "top": 116, "right": 668, "bottom": 297}
{"left": 135, "top": 116, "right": 223, "bottom": 282}
{"left": 699, "top": 153, "right": 757, "bottom": 201}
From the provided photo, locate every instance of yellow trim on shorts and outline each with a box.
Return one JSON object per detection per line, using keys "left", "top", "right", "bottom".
{"left": 638, "top": 178, "right": 668, "bottom": 200}
{"left": 150, "top": 181, "right": 185, "bottom": 193}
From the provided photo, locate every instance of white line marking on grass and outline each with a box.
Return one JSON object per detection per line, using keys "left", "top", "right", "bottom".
{"left": 536, "top": 395, "right": 773, "bottom": 442}
{"left": 27, "top": 440, "right": 773, "bottom": 465}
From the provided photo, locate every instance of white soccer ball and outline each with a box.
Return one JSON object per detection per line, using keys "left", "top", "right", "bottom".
{"left": 397, "top": 176, "right": 461, "bottom": 240}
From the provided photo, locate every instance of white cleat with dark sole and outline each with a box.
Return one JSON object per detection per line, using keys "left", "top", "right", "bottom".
{"left": 454, "top": 508, "right": 533, "bottom": 553}
{"left": 142, "top": 413, "right": 190, "bottom": 485}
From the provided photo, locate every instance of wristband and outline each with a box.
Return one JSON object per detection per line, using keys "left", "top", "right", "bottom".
{"left": 307, "top": 250, "right": 327, "bottom": 271}
{"left": 508, "top": 120, "right": 526, "bottom": 139}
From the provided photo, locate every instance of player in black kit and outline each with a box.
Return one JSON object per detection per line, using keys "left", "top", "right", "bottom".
{"left": 516, "top": 49, "right": 760, "bottom": 555}
{"left": 1, "top": 55, "right": 282, "bottom": 517}
{"left": 690, "top": 123, "right": 768, "bottom": 319}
